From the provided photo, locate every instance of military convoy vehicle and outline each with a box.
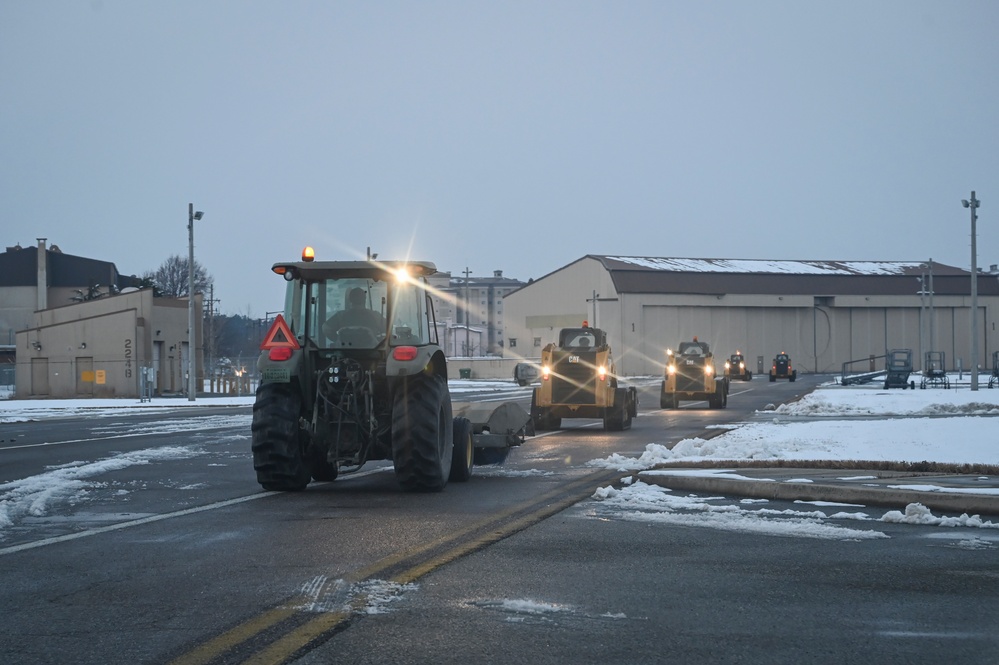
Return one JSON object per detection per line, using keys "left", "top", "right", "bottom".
{"left": 724, "top": 352, "right": 753, "bottom": 381}
{"left": 769, "top": 352, "right": 797, "bottom": 382}
{"left": 660, "top": 337, "right": 728, "bottom": 409}
{"left": 251, "top": 248, "right": 529, "bottom": 493}
{"left": 530, "top": 323, "right": 637, "bottom": 431}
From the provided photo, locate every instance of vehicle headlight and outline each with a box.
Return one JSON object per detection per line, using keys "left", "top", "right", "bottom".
{"left": 704, "top": 365, "right": 714, "bottom": 376}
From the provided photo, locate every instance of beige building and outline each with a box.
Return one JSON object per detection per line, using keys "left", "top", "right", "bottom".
{"left": 503, "top": 256, "right": 999, "bottom": 378}
{"left": 429, "top": 269, "right": 524, "bottom": 356}
{"left": 2, "top": 239, "right": 204, "bottom": 398}
{"left": 15, "top": 288, "right": 202, "bottom": 398}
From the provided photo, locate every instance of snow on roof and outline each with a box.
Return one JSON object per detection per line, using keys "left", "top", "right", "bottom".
{"left": 602, "top": 256, "right": 929, "bottom": 276}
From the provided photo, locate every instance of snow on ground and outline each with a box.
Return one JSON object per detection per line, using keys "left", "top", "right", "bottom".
{"left": 0, "top": 379, "right": 527, "bottom": 423}
{"left": 584, "top": 378, "right": 999, "bottom": 539}
{"left": 589, "top": 480, "right": 893, "bottom": 541}
{"left": 587, "top": 478, "right": 999, "bottom": 542}
{"left": 589, "top": 378, "right": 999, "bottom": 471}
{"left": 4, "top": 376, "right": 999, "bottom": 543}
{"left": 0, "top": 446, "right": 199, "bottom": 529}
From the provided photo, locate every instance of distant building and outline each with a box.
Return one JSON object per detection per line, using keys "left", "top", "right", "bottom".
{"left": 15, "top": 288, "right": 200, "bottom": 398}
{"left": 2, "top": 239, "right": 202, "bottom": 398}
{"left": 429, "top": 269, "right": 524, "bottom": 356}
{"left": 0, "top": 239, "right": 141, "bottom": 345}
{"left": 504, "top": 255, "right": 999, "bottom": 377}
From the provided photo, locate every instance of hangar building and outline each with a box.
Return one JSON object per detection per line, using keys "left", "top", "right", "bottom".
{"left": 503, "top": 256, "right": 999, "bottom": 378}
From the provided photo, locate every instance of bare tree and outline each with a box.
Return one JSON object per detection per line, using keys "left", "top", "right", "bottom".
{"left": 142, "top": 255, "right": 213, "bottom": 298}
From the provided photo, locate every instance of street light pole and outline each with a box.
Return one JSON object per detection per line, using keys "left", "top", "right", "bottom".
{"left": 963, "top": 192, "right": 981, "bottom": 391}
{"left": 188, "top": 203, "right": 204, "bottom": 402}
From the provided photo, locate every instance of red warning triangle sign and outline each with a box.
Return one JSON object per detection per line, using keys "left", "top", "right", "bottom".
{"left": 261, "top": 314, "right": 300, "bottom": 350}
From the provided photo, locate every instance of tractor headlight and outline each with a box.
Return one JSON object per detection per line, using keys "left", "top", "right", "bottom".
{"left": 704, "top": 365, "right": 714, "bottom": 376}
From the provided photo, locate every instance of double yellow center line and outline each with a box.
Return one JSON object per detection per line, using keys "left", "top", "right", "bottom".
{"left": 169, "top": 469, "right": 621, "bottom": 665}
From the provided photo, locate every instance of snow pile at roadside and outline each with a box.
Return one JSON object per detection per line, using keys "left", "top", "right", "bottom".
{"left": 589, "top": 480, "right": 891, "bottom": 540}
{"left": 589, "top": 480, "right": 999, "bottom": 539}
{"left": 589, "top": 383, "right": 999, "bottom": 471}
{"left": 776, "top": 384, "right": 999, "bottom": 417}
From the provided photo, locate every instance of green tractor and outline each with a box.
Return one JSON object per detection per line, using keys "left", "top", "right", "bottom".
{"left": 251, "top": 249, "right": 528, "bottom": 492}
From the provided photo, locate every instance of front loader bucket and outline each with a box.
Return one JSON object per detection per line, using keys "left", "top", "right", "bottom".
{"left": 452, "top": 401, "right": 532, "bottom": 449}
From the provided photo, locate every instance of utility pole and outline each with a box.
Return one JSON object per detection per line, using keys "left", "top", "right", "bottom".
{"left": 928, "top": 258, "right": 935, "bottom": 354}
{"left": 586, "top": 290, "right": 599, "bottom": 327}
{"left": 205, "top": 284, "right": 221, "bottom": 392}
{"left": 918, "top": 270, "right": 927, "bottom": 368}
{"left": 463, "top": 267, "right": 472, "bottom": 356}
{"left": 963, "top": 193, "right": 981, "bottom": 390}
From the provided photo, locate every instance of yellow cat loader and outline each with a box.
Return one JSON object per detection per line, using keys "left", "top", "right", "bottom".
{"left": 530, "top": 323, "right": 637, "bottom": 431}
{"left": 660, "top": 337, "right": 729, "bottom": 409}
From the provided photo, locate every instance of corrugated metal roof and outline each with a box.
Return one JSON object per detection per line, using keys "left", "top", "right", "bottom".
{"left": 585, "top": 255, "right": 996, "bottom": 297}
{"left": 599, "top": 256, "right": 969, "bottom": 276}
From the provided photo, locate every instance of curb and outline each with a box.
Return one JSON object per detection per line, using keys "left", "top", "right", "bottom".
{"left": 638, "top": 473, "right": 999, "bottom": 518}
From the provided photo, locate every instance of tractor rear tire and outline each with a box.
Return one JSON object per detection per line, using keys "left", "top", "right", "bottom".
{"left": 251, "top": 383, "right": 312, "bottom": 491}
{"left": 392, "top": 374, "right": 454, "bottom": 492}
{"left": 450, "top": 417, "right": 474, "bottom": 482}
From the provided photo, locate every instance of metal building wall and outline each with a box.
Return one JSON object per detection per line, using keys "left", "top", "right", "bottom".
{"left": 505, "top": 260, "right": 999, "bottom": 379}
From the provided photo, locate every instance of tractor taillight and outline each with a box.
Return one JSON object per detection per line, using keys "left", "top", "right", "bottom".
{"left": 392, "top": 346, "right": 418, "bottom": 361}
{"left": 542, "top": 365, "right": 551, "bottom": 381}
{"left": 269, "top": 347, "right": 293, "bottom": 361}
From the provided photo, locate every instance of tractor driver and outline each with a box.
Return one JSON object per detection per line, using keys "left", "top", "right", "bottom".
{"left": 323, "top": 287, "right": 388, "bottom": 342}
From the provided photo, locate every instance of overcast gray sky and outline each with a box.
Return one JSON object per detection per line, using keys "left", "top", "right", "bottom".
{"left": 2, "top": 1, "right": 997, "bottom": 316}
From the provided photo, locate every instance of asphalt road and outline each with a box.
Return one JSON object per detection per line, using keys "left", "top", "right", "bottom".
{"left": 1, "top": 375, "right": 997, "bottom": 664}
